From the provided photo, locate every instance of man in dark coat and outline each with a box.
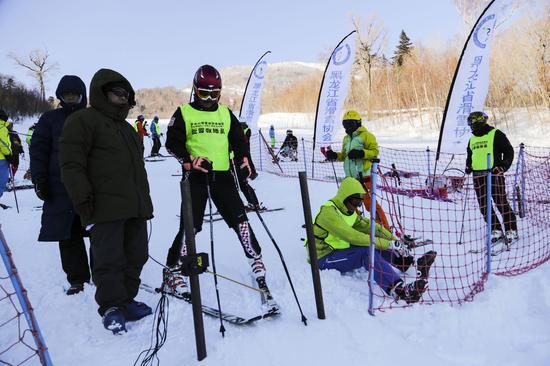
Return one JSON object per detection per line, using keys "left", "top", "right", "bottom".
{"left": 465, "top": 111, "right": 518, "bottom": 252}
{"left": 59, "top": 68, "right": 154, "bottom": 334}
{"left": 30, "top": 75, "right": 91, "bottom": 296}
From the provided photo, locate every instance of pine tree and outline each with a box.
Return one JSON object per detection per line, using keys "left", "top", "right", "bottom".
{"left": 392, "top": 30, "right": 413, "bottom": 67}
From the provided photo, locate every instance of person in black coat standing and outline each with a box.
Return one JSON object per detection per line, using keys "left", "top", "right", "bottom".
{"left": 30, "top": 75, "right": 91, "bottom": 295}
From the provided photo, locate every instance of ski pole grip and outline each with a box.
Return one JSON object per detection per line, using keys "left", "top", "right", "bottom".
{"left": 180, "top": 253, "right": 210, "bottom": 276}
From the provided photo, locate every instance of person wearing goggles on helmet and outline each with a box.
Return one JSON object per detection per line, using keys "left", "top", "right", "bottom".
{"left": 162, "top": 64, "right": 278, "bottom": 311}
{"left": 278, "top": 129, "right": 298, "bottom": 161}
{"left": 465, "top": 111, "right": 518, "bottom": 249}
{"left": 324, "top": 110, "right": 391, "bottom": 232}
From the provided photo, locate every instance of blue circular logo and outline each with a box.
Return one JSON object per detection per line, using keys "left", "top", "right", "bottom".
{"left": 253, "top": 61, "right": 267, "bottom": 79}
{"left": 473, "top": 14, "right": 496, "bottom": 49}
{"left": 332, "top": 43, "right": 352, "bottom": 66}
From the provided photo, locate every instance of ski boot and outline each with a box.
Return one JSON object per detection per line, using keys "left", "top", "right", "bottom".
{"left": 391, "top": 279, "right": 427, "bottom": 304}
{"left": 248, "top": 255, "right": 279, "bottom": 312}
{"left": 103, "top": 307, "right": 126, "bottom": 335}
{"left": 505, "top": 230, "right": 519, "bottom": 242}
{"left": 416, "top": 251, "right": 437, "bottom": 280}
{"left": 162, "top": 267, "right": 190, "bottom": 300}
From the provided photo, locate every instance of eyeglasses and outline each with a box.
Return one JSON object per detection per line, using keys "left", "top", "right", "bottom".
{"left": 195, "top": 88, "right": 221, "bottom": 101}
{"left": 110, "top": 87, "right": 129, "bottom": 99}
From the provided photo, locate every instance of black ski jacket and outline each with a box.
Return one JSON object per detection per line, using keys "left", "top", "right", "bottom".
{"left": 466, "top": 124, "right": 514, "bottom": 173}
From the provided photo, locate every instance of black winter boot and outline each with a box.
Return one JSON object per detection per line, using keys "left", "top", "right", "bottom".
{"left": 393, "top": 279, "right": 427, "bottom": 304}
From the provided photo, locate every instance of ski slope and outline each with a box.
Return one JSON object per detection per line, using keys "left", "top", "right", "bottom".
{"left": 1, "top": 116, "right": 549, "bottom": 366}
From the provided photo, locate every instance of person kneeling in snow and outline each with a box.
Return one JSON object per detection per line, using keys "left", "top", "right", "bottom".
{"left": 309, "top": 177, "right": 437, "bottom": 304}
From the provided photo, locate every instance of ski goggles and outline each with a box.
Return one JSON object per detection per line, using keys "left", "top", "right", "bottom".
{"left": 195, "top": 88, "right": 221, "bottom": 101}
{"left": 109, "top": 87, "right": 130, "bottom": 99}
{"left": 467, "top": 112, "right": 488, "bottom": 126}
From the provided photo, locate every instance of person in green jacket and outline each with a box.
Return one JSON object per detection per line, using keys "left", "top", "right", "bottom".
{"left": 0, "top": 109, "right": 13, "bottom": 200}
{"left": 325, "top": 110, "right": 391, "bottom": 232}
{"left": 310, "top": 177, "right": 437, "bottom": 304}
{"left": 59, "top": 68, "right": 154, "bottom": 334}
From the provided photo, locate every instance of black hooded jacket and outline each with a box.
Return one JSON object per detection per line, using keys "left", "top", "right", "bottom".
{"left": 466, "top": 123, "right": 514, "bottom": 173}
{"left": 30, "top": 75, "right": 87, "bottom": 241}
{"left": 59, "top": 69, "right": 153, "bottom": 226}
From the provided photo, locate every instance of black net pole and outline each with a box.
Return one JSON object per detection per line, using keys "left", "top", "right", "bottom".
{"left": 298, "top": 171, "right": 325, "bottom": 319}
{"left": 180, "top": 178, "right": 207, "bottom": 361}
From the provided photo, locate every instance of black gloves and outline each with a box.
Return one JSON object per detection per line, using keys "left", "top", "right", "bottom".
{"left": 249, "top": 170, "right": 258, "bottom": 180}
{"left": 326, "top": 150, "right": 338, "bottom": 161}
{"left": 347, "top": 149, "right": 364, "bottom": 159}
{"left": 33, "top": 177, "right": 49, "bottom": 201}
{"left": 76, "top": 196, "right": 94, "bottom": 219}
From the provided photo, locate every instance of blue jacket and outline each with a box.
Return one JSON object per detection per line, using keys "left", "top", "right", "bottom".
{"left": 30, "top": 75, "right": 87, "bottom": 241}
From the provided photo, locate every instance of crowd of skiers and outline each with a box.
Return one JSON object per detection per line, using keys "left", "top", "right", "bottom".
{"left": 0, "top": 62, "right": 518, "bottom": 335}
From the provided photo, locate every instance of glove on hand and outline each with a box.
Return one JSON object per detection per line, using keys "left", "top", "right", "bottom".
{"left": 388, "top": 240, "right": 410, "bottom": 257}
{"left": 192, "top": 157, "right": 213, "bottom": 173}
{"left": 76, "top": 196, "right": 94, "bottom": 219}
{"left": 347, "top": 149, "right": 364, "bottom": 159}
{"left": 326, "top": 149, "right": 338, "bottom": 161}
{"left": 239, "top": 157, "right": 252, "bottom": 179}
{"left": 33, "top": 177, "right": 49, "bottom": 201}
{"left": 465, "top": 166, "right": 472, "bottom": 175}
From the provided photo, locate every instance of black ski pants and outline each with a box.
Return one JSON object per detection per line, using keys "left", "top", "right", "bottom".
{"left": 473, "top": 173, "right": 517, "bottom": 232}
{"left": 166, "top": 170, "right": 262, "bottom": 267}
{"left": 151, "top": 136, "right": 161, "bottom": 156}
{"left": 59, "top": 215, "right": 92, "bottom": 286}
{"left": 89, "top": 218, "right": 148, "bottom": 315}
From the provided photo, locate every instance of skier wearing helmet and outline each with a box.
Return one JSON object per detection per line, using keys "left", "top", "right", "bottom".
{"left": 163, "top": 64, "right": 278, "bottom": 311}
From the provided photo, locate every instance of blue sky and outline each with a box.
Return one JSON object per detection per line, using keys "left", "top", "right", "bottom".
{"left": 0, "top": 0, "right": 466, "bottom": 96}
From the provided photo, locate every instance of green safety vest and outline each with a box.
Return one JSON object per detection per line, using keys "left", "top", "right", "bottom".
{"left": 314, "top": 200, "right": 357, "bottom": 250}
{"left": 180, "top": 104, "right": 231, "bottom": 171}
{"left": 469, "top": 129, "right": 496, "bottom": 171}
{"left": 154, "top": 122, "right": 161, "bottom": 135}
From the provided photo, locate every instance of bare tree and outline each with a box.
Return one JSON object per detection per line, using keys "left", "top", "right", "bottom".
{"left": 351, "top": 15, "right": 386, "bottom": 96}
{"left": 8, "top": 49, "right": 58, "bottom": 101}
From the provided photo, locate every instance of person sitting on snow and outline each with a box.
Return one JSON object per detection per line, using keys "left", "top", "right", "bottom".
{"left": 308, "top": 177, "right": 437, "bottom": 304}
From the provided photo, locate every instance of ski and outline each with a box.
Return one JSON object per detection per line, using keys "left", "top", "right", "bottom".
{"left": 468, "top": 238, "right": 513, "bottom": 256}
{"left": 139, "top": 283, "right": 280, "bottom": 325}
{"left": 201, "top": 207, "right": 284, "bottom": 223}
{"left": 5, "top": 184, "right": 34, "bottom": 192}
{"left": 400, "top": 237, "right": 433, "bottom": 249}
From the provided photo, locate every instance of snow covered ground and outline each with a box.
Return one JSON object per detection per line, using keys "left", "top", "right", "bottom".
{"left": 1, "top": 114, "right": 549, "bottom": 366}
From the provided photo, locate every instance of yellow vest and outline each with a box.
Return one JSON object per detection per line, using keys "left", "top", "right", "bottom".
{"left": 469, "top": 129, "right": 496, "bottom": 171}
{"left": 180, "top": 104, "right": 232, "bottom": 171}
{"left": 315, "top": 200, "right": 357, "bottom": 250}
{"left": 0, "top": 120, "right": 12, "bottom": 160}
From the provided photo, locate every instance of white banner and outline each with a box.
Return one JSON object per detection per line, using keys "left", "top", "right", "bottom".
{"left": 438, "top": 0, "right": 512, "bottom": 155}
{"left": 239, "top": 52, "right": 270, "bottom": 131}
{"left": 314, "top": 31, "right": 357, "bottom": 151}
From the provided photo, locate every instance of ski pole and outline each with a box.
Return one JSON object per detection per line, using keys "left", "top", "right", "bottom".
{"left": 391, "top": 163, "right": 402, "bottom": 223}
{"left": 330, "top": 160, "right": 339, "bottom": 188}
{"left": 8, "top": 167, "right": 19, "bottom": 214}
{"left": 253, "top": 209, "right": 308, "bottom": 325}
{"left": 205, "top": 174, "right": 226, "bottom": 337}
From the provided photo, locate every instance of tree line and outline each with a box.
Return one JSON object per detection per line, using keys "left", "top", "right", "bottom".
{"left": 0, "top": 73, "right": 52, "bottom": 120}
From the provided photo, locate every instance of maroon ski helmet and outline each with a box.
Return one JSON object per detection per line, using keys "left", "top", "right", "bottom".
{"left": 193, "top": 65, "right": 222, "bottom": 90}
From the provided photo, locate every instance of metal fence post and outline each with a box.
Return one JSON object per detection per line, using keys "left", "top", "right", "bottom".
{"left": 486, "top": 153, "right": 492, "bottom": 275}
{"left": 301, "top": 138, "right": 307, "bottom": 175}
{"left": 368, "top": 158, "right": 380, "bottom": 316}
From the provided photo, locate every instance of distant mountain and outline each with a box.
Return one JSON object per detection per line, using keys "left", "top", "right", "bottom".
{"left": 132, "top": 62, "right": 323, "bottom": 119}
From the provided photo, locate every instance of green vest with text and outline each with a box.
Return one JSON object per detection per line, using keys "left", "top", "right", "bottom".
{"left": 180, "top": 104, "right": 231, "bottom": 171}
{"left": 315, "top": 200, "right": 357, "bottom": 250}
{"left": 469, "top": 129, "right": 496, "bottom": 171}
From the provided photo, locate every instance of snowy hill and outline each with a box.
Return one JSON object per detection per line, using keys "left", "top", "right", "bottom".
{"left": 1, "top": 117, "right": 549, "bottom": 366}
